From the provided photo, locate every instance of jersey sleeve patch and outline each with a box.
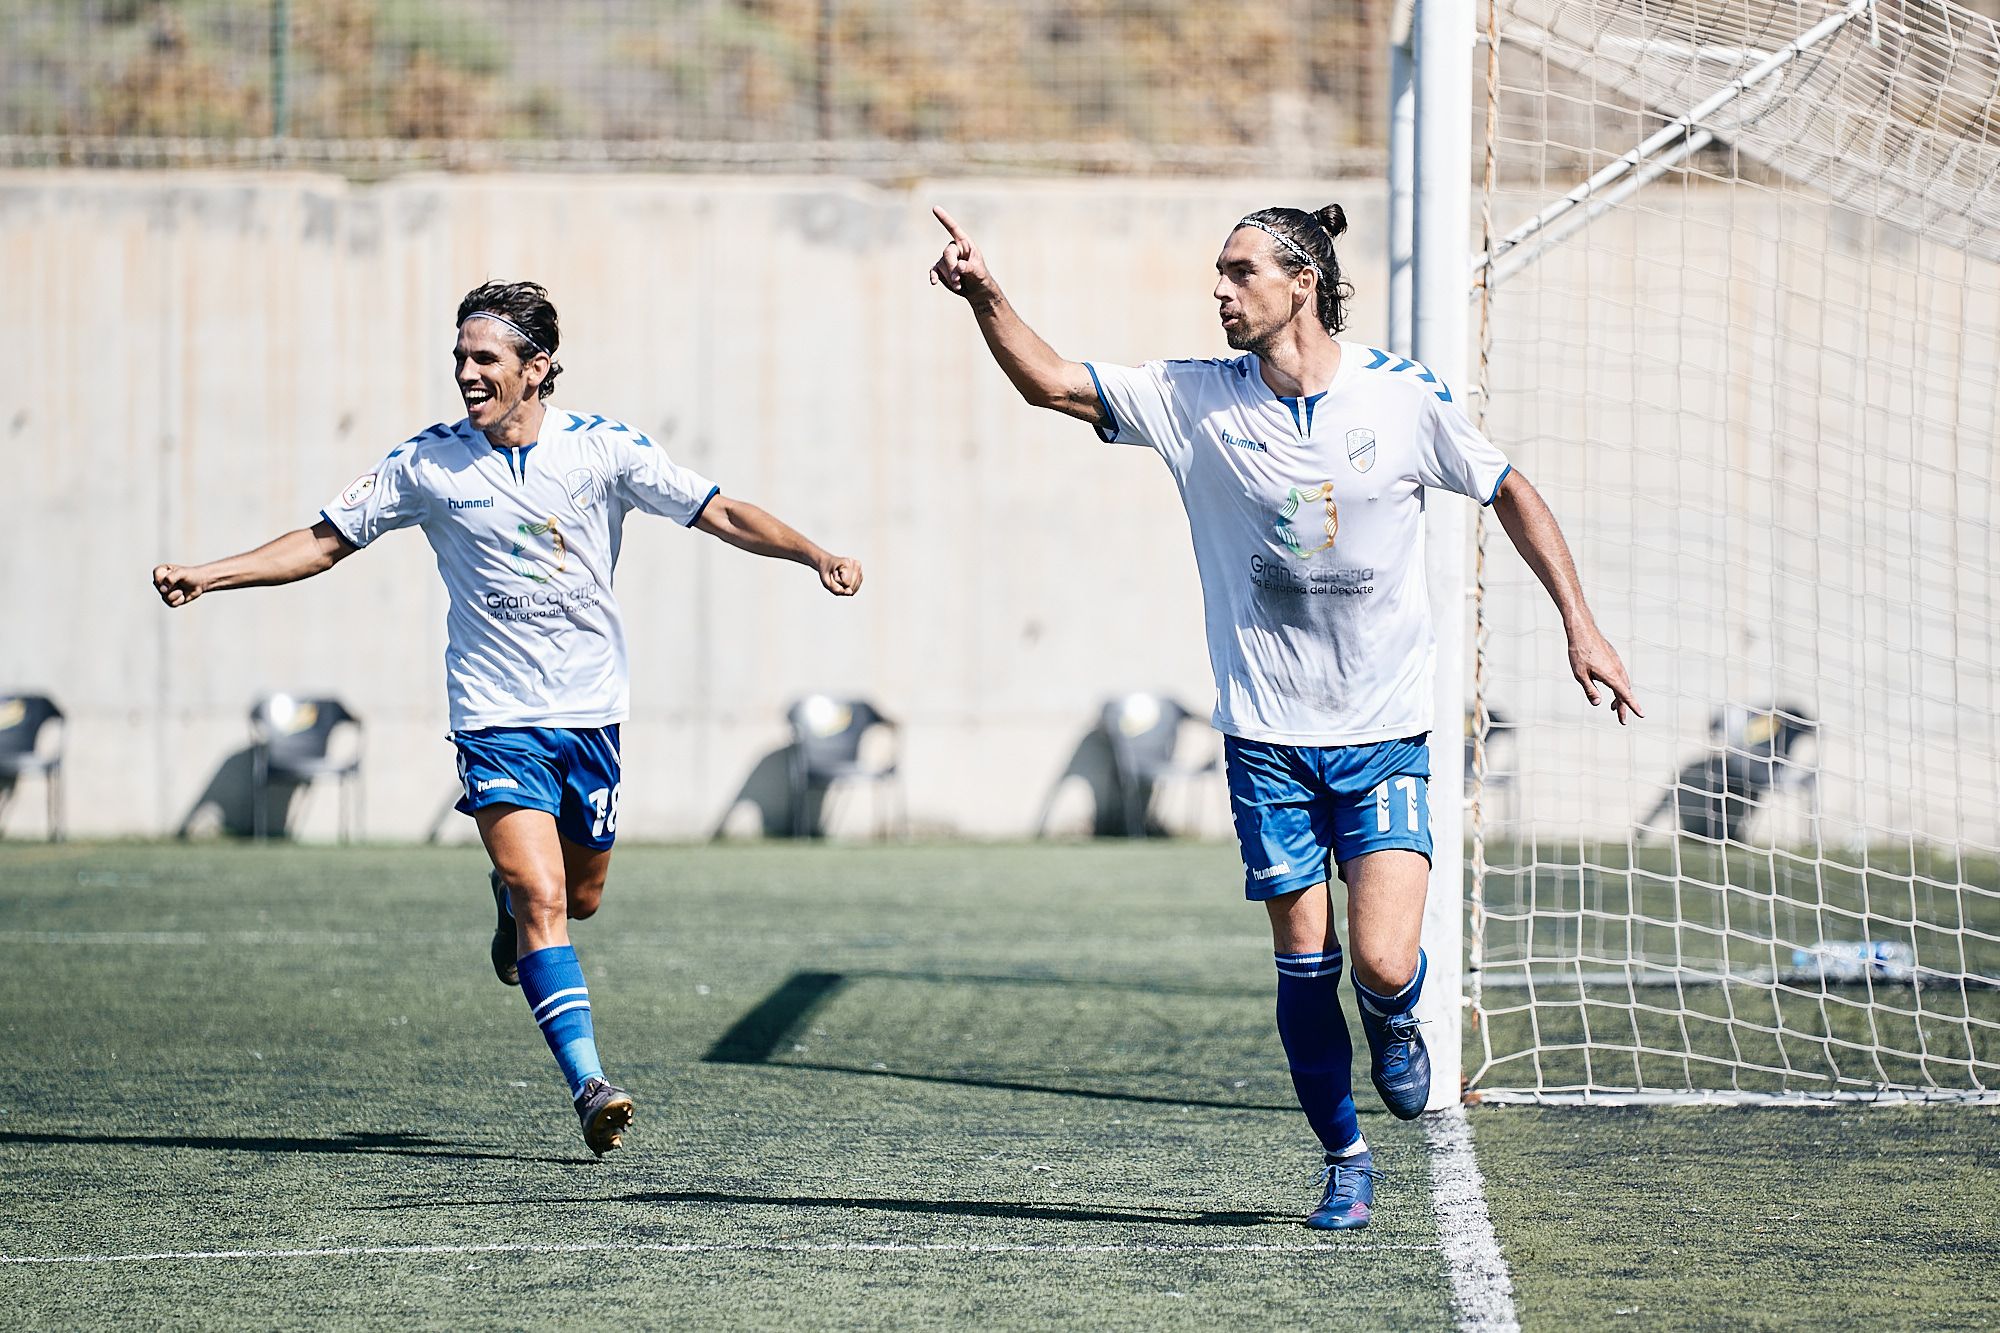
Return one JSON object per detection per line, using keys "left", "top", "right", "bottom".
{"left": 339, "top": 472, "right": 377, "bottom": 509}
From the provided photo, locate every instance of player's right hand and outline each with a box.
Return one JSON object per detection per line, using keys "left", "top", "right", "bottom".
{"left": 152, "top": 563, "right": 204, "bottom": 608}
{"left": 928, "top": 206, "right": 994, "bottom": 301}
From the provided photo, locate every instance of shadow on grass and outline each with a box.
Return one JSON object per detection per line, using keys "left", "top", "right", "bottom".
{"left": 0, "top": 1129, "right": 588, "bottom": 1167}
{"left": 704, "top": 968, "right": 1296, "bottom": 1113}
{"left": 357, "top": 1187, "right": 1287, "bottom": 1228}
{"left": 772, "top": 1058, "right": 1299, "bottom": 1113}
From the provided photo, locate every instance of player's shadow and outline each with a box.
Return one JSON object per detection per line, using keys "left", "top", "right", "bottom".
{"left": 0, "top": 1128, "right": 587, "bottom": 1167}
{"left": 703, "top": 969, "right": 1301, "bottom": 1114}
{"left": 358, "top": 1188, "right": 1286, "bottom": 1229}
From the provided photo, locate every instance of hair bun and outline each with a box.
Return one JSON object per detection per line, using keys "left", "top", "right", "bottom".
{"left": 1314, "top": 204, "right": 1349, "bottom": 240}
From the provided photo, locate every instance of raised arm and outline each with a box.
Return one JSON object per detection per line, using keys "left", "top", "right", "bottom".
{"left": 152, "top": 519, "right": 357, "bottom": 608}
{"left": 1490, "top": 470, "right": 1642, "bottom": 724}
{"left": 928, "top": 206, "right": 1106, "bottom": 425}
{"left": 693, "top": 493, "right": 861, "bottom": 597}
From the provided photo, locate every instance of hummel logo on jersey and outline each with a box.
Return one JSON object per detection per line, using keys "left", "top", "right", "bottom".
{"left": 1252, "top": 862, "right": 1294, "bottom": 880}
{"left": 449, "top": 497, "right": 496, "bottom": 510}
{"left": 477, "top": 777, "right": 519, "bottom": 793}
{"left": 1222, "top": 430, "right": 1270, "bottom": 453}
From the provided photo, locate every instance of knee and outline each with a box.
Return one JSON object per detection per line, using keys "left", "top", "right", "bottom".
{"left": 510, "top": 876, "right": 569, "bottom": 931}
{"left": 567, "top": 877, "right": 606, "bottom": 920}
{"left": 1351, "top": 946, "right": 1422, "bottom": 996}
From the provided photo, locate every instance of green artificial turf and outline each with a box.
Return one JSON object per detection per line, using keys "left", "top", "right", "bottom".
{"left": 0, "top": 841, "right": 1992, "bottom": 1329}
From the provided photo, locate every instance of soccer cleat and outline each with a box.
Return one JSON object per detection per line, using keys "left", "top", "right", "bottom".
{"left": 1359, "top": 1008, "right": 1431, "bottom": 1120}
{"left": 574, "top": 1077, "right": 635, "bottom": 1157}
{"left": 489, "top": 869, "right": 519, "bottom": 986}
{"left": 1306, "top": 1152, "right": 1383, "bottom": 1230}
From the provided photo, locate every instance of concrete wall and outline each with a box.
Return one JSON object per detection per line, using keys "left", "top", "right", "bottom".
{"left": 1, "top": 170, "right": 1993, "bottom": 848}
{"left": 0, "top": 170, "right": 1385, "bottom": 841}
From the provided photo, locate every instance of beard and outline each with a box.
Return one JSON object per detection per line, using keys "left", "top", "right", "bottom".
{"left": 1223, "top": 319, "right": 1272, "bottom": 354}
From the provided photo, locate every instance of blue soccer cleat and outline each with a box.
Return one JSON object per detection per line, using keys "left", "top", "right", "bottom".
{"left": 574, "top": 1077, "right": 635, "bottom": 1157}
{"left": 489, "top": 869, "right": 520, "bottom": 987}
{"left": 1358, "top": 1008, "right": 1431, "bottom": 1120}
{"left": 1307, "top": 1152, "right": 1382, "bottom": 1230}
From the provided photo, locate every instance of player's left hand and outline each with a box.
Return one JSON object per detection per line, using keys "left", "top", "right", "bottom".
{"left": 1568, "top": 624, "right": 1642, "bottom": 724}
{"left": 819, "top": 555, "right": 863, "bottom": 596}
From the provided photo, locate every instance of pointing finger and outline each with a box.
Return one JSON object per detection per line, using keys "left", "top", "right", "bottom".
{"left": 932, "top": 205, "right": 970, "bottom": 247}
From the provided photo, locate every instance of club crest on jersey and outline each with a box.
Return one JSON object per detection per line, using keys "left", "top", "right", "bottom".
{"left": 1346, "top": 429, "right": 1377, "bottom": 474}
{"left": 339, "top": 472, "right": 377, "bottom": 509}
{"left": 565, "top": 468, "right": 602, "bottom": 512}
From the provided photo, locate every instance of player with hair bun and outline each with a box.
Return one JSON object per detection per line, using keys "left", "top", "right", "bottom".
{"left": 152, "top": 279, "right": 863, "bottom": 1156}
{"left": 930, "top": 205, "right": 1637, "bottom": 1229}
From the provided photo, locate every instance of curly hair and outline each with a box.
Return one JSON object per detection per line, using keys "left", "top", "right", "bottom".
{"left": 1233, "top": 204, "right": 1355, "bottom": 335}
{"left": 456, "top": 280, "right": 563, "bottom": 400}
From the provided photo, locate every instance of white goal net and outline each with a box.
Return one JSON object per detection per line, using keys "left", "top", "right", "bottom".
{"left": 1468, "top": 0, "right": 2000, "bottom": 1102}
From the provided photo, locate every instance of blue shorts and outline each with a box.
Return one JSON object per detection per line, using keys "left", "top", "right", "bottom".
{"left": 1224, "top": 734, "right": 1433, "bottom": 900}
{"left": 452, "top": 725, "right": 624, "bottom": 851}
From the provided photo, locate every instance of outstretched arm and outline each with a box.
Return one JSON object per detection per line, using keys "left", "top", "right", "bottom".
{"left": 694, "top": 493, "right": 861, "bottom": 597}
{"left": 1490, "top": 470, "right": 1642, "bottom": 724}
{"left": 929, "top": 206, "right": 1106, "bottom": 425}
{"left": 152, "top": 519, "right": 357, "bottom": 608}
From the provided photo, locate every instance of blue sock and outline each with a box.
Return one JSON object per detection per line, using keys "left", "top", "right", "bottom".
{"left": 1275, "top": 948, "right": 1362, "bottom": 1158}
{"left": 517, "top": 944, "right": 605, "bottom": 1097}
{"left": 1355, "top": 947, "right": 1428, "bottom": 1020}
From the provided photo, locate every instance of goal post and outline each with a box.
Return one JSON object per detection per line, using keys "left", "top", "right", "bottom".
{"left": 1447, "top": 0, "right": 2000, "bottom": 1104}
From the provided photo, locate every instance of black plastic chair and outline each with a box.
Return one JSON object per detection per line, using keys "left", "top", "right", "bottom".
{"left": 785, "top": 695, "right": 904, "bottom": 839}
{"left": 250, "top": 695, "right": 363, "bottom": 841}
{"left": 0, "top": 693, "right": 65, "bottom": 840}
{"left": 1100, "top": 694, "right": 1217, "bottom": 838}
{"left": 1464, "top": 705, "right": 1517, "bottom": 824}
{"left": 1645, "top": 701, "right": 1818, "bottom": 843}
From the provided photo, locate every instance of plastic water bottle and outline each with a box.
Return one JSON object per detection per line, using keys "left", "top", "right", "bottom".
{"left": 1790, "top": 940, "right": 1916, "bottom": 982}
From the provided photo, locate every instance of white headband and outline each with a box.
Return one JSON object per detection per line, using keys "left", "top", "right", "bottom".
{"left": 1236, "top": 218, "right": 1323, "bottom": 279}
{"left": 463, "top": 310, "right": 550, "bottom": 357}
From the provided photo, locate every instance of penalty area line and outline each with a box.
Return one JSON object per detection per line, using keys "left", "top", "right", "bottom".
{"left": 0, "top": 1239, "right": 1442, "bottom": 1266}
{"left": 1425, "top": 1108, "right": 1521, "bottom": 1333}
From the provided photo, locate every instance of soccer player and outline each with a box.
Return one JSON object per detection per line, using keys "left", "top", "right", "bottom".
{"left": 929, "top": 205, "right": 1637, "bottom": 1228}
{"left": 151, "top": 280, "right": 862, "bottom": 1156}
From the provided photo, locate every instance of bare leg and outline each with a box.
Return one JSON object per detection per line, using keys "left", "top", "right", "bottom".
{"left": 1263, "top": 880, "right": 1336, "bottom": 954}
{"left": 561, "top": 835, "right": 611, "bottom": 922}
{"left": 1343, "top": 849, "right": 1429, "bottom": 994}
{"left": 476, "top": 804, "right": 572, "bottom": 953}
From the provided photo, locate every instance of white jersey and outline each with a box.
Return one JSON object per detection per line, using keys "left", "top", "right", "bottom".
{"left": 320, "top": 409, "right": 717, "bottom": 732}
{"left": 1085, "top": 343, "right": 1510, "bottom": 746}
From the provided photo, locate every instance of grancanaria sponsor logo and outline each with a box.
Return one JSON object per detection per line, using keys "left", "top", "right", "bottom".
{"left": 1275, "top": 482, "right": 1338, "bottom": 557}
{"left": 1249, "top": 552, "right": 1374, "bottom": 597}
{"left": 509, "top": 515, "right": 567, "bottom": 584}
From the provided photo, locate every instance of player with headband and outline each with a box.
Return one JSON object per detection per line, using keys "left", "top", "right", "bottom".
{"left": 151, "top": 280, "right": 863, "bottom": 1156}
{"left": 929, "top": 203, "right": 1637, "bottom": 1228}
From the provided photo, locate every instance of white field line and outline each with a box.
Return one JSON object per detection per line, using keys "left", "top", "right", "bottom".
{"left": 0, "top": 930, "right": 465, "bottom": 947}
{"left": 1425, "top": 1108, "right": 1520, "bottom": 1333}
{"left": 0, "top": 930, "right": 1273, "bottom": 950}
{"left": 0, "top": 1239, "right": 1440, "bottom": 1266}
